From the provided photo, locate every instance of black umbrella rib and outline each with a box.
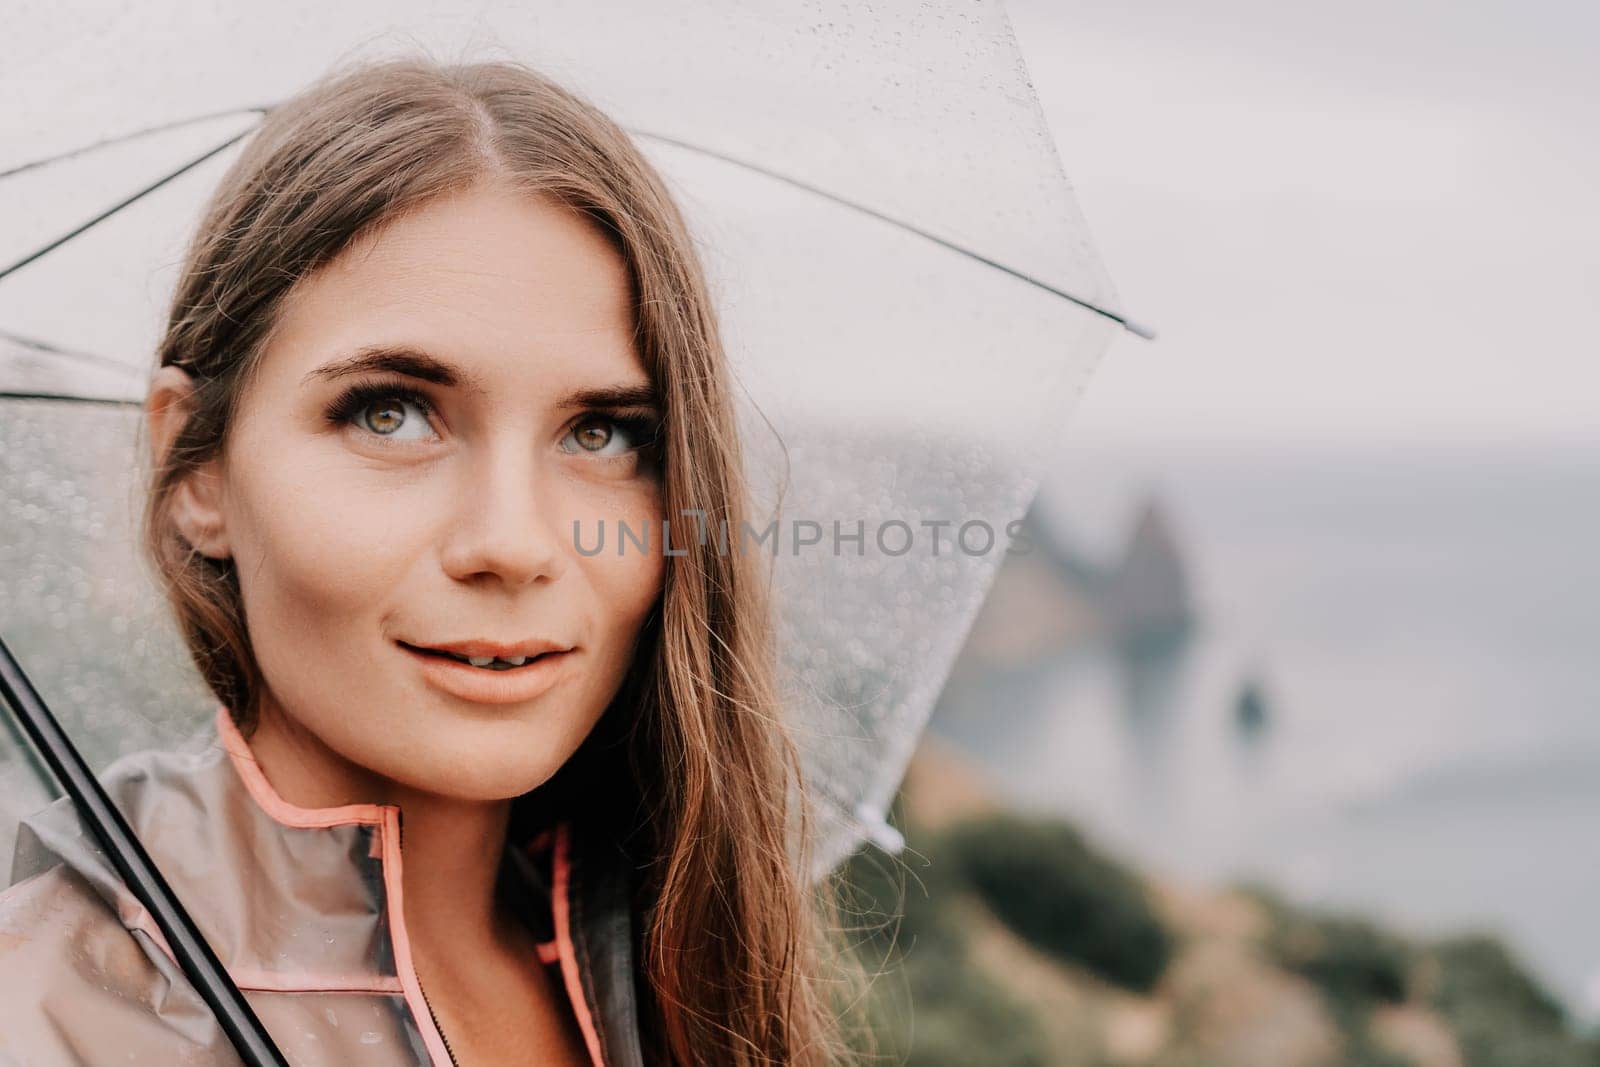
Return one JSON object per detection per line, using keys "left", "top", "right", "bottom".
{"left": 0, "top": 328, "right": 147, "bottom": 377}
{"left": 0, "top": 108, "right": 1152, "bottom": 391}
{"left": 0, "top": 390, "right": 141, "bottom": 407}
{"left": 0, "top": 107, "right": 271, "bottom": 180}
{"left": 0, "top": 634, "right": 289, "bottom": 1066}
{"left": 627, "top": 127, "right": 1156, "bottom": 340}
{"left": 0, "top": 125, "right": 261, "bottom": 284}
{"left": 4, "top": 106, "right": 1152, "bottom": 335}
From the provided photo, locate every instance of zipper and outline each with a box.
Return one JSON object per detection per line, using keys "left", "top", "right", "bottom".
{"left": 418, "top": 978, "right": 462, "bottom": 1067}
{"left": 396, "top": 809, "right": 461, "bottom": 1067}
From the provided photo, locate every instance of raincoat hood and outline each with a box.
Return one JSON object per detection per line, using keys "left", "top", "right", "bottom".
{"left": 0, "top": 705, "right": 644, "bottom": 1066}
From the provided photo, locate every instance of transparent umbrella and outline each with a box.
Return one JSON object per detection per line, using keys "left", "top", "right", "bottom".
{"left": 0, "top": 6, "right": 1146, "bottom": 1054}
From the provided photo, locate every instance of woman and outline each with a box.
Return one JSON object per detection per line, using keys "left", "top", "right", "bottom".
{"left": 0, "top": 56, "right": 859, "bottom": 1065}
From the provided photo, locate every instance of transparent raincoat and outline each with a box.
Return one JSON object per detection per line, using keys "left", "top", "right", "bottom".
{"left": 0, "top": 703, "right": 641, "bottom": 1066}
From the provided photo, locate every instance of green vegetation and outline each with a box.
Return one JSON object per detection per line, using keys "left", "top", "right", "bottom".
{"left": 841, "top": 793, "right": 1600, "bottom": 1066}
{"left": 1428, "top": 935, "right": 1600, "bottom": 1067}
{"left": 1250, "top": 886, "right": 1413, "bottom": 1018}
{"left": 1244, "top": 883, "right": 1600, "bottom": 1066}
{"left": 842, "top": 810, "right": 1054, "bottom": 1065}
{"left": 939, "top": 812, "right": 1172, "bottom": 993}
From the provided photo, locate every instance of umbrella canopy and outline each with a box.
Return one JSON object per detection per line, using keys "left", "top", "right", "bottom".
{"left": 0, "top": 1, "right": 1141, "bottom": 894}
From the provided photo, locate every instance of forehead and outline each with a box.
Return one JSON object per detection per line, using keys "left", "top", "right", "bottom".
{"left": 258, "top": 183, "right": 641, "bottom": 391}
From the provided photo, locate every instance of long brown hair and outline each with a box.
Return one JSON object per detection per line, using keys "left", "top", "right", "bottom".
{"left": 140, "top": 54, "right": 864, "bottom": 1065}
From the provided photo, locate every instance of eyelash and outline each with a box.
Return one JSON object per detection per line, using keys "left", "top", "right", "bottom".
{"left": 323, "top": 380, "right": 437, "bottom": 433}
{"left": 322, "top": 378, "right": 663, "bottom": 468}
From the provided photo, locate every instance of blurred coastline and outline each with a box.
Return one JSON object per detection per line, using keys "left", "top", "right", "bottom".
{"left": 853, "top": 732, "right": 1598, "bottom": 1065}
{"left": 886, "top": 434, "right": 1599, "bottom": 1060}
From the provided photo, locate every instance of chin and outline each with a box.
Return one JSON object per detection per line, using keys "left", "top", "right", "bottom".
{"left": 379, "top": 737, "right": 569, "bottom": 803}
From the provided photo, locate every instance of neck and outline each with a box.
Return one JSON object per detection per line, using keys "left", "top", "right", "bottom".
{"left": 241, "top": 699, "right": 513, "bottom": 955}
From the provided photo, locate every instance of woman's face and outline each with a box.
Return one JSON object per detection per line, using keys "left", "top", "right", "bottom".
{"left": 189, "top": 183, "right": 664, "bottom": 802}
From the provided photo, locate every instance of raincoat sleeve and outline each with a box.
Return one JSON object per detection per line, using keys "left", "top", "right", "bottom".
{"left": 0, "top": 806, "right": 244, "bottom": 1065}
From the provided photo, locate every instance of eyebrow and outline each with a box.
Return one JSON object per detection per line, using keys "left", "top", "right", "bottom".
{"left": 302, "top": 344, "right": 660, "bottom": 411}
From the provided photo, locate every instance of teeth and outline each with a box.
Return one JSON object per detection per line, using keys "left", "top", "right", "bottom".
{"left": 441, "top": 651, "right": 536, "bottom": 670}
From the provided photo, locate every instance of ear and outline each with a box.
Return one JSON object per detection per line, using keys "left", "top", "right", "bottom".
{"left": 145, "top": 364, "right": 233, "bottom": 561}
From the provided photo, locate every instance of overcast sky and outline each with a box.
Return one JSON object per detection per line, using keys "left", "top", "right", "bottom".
{"left": 1007, "top": 0, "right": 1599, "bottom": 448}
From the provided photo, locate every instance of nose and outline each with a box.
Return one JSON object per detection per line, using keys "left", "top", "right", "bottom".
{"left": 438, "top": 442, "right": 567, "bottom": 588}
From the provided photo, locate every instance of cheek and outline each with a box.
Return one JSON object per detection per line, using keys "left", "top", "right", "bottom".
{"left": 591, "top": 536, "right": 666, "bottom": 632}
{"left": 225, "top": 448, "right": 412, "bottom": 649}
{"left": 571, "top": 539, "right": 663, "bottom": 740}
{"left": 570, "top": 480, "right": 666, "bottom": 652}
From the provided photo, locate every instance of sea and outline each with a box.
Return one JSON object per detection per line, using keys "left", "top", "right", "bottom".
{"left": 928, "top": 435, "right": 1600, "bottom": 1022}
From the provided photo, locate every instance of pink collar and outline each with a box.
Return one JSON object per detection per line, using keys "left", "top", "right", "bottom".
{"left": 213, "top": 704, "right": 606, "bottom": 1066}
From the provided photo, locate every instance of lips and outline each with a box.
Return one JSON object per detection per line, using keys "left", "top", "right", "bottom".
{"left": 398, "top": 638, "right": 573, "bottom": 663}
{"left": 400, "top": 643, "right": 552, "bottom": 668}
{"left": 398, "top": 640, "right": 575, "bottom": 705}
